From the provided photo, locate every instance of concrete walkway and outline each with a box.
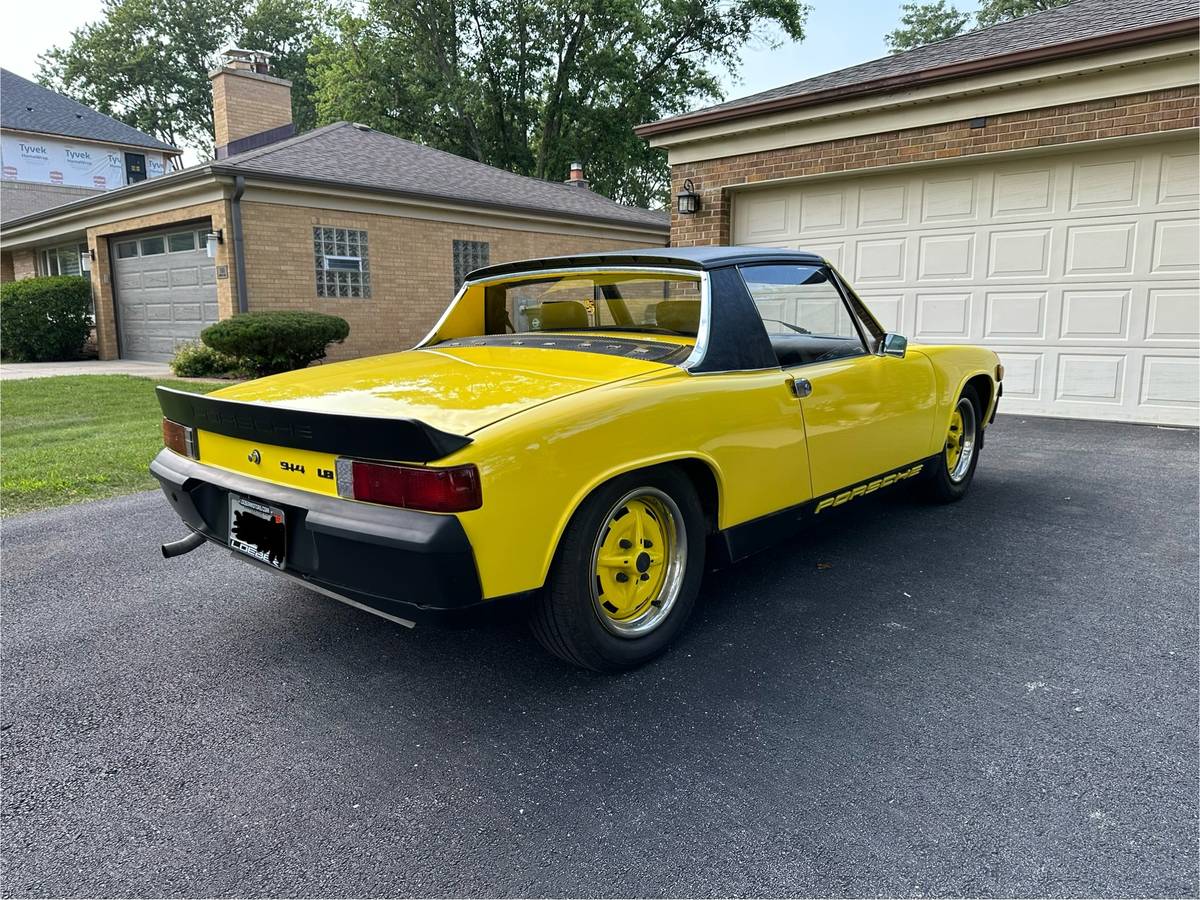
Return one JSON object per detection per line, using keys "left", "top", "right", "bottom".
{"left": 0, "top": 360, "right": 174, "bottom": 381}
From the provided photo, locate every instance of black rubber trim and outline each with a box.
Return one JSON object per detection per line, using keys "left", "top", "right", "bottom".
{"left": 156, "top": 386, "right": 471, "bottom": 462}
{"left": 990, "top": 382, "right": 1002, "bottom": 424}
{"left": 150, "top": 449, "right": 490, "bottom": 621}
{"left": 714, "top": 455, "right": 940, "bottom": 563}
{"left": 432, "top": 333, "right": 692, "bottom": 364}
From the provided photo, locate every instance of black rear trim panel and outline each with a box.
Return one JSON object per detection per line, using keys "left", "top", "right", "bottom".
{"left": 157, "top": 386, "right": 471, "bottom": 462}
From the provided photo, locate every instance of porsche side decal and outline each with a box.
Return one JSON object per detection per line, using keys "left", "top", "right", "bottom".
{"left": 813, "top": 464, "right": 924, "bottom": 514}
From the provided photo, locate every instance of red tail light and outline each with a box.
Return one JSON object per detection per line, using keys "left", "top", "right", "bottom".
{"left": 162, "top": 418, "right": 198, "bottom": 458}
{"left": 337, "top": 459, "right": 482, "bottom": 513}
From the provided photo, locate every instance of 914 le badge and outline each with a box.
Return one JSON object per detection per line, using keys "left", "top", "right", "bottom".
{"left": 814, "top": 464, "right": 924, "bottom": 514}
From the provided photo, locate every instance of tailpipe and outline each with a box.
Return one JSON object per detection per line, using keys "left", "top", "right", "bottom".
{"left": 162, "top": 530, "right": 206, "bottom": 559}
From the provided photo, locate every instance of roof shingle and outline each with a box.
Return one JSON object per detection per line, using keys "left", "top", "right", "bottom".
{"left": 215, "top": 122, "right": 669, "bottom": 230}
{"left": 1, "top": 69, "right": 179, "bottom": 153}
{"left": 642, "top": 0, "right": 1197, "bottom": 132}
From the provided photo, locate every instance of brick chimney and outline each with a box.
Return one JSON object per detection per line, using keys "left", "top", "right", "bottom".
{"left": 210, "top": 49, "right": 294, "bottom": 159}
{"left": 564, "top": 161, "right": 590, "bottom": 189}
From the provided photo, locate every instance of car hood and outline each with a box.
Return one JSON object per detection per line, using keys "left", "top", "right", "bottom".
{"left": 210, "top": 345, "right": 674, "bottom": 435}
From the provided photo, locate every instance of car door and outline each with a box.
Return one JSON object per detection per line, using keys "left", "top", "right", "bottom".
{"left": 739, "top": 263, "right": 938, "bottom": 498}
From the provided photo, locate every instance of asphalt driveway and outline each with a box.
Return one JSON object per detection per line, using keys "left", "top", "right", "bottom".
{"left": 2, "top": 416, "right": 1196, "bottom": 898}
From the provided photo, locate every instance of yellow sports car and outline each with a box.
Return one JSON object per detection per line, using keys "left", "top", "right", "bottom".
{"left": 153, "top": 247, "right": 1002, "bottom": 671}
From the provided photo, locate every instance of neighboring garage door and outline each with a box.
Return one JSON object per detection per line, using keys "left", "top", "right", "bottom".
{"left": 111, "top": 226, "right": 219, "bottom": 362}
{"left": 732, "top": 137, "right": 1200, "bottom": 425}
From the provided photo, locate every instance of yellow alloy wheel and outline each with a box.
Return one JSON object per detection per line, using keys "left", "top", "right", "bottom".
{"left": 944, "top": 397, "right": 977, "bottom": 484}
{"left": 591, "top": 488, "right": 687, "bottom": 638}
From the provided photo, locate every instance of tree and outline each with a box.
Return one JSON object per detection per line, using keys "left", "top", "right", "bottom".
{"left": 885, "top": 0, "right": 1072, "bottom": 53}
{"left": 37, "top": 0, "right": 324, "bottom": 155}
{"left": 974, "top": 0, "right": 1072, "bottom": 28}
{"left": 886, "top": 1, "right": 969, "bottom": 53}
{"left": 309, "top": 0, "right": 810, "bottom": 207}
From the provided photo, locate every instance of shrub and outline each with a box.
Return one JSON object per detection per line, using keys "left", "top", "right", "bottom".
{"left": 169, "top": 341, "right": 245, "bottom": 378}
{"left": 200, "top": 311, "right": 350, "bottom": 376}
{"left": 0, "top": 276, "right": 93, "bottom": 362}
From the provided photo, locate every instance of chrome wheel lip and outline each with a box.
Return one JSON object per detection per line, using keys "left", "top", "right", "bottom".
{"left": 948, "top": 398, "right": 977, "bottom": 483}
{"left": 590, "top": 487, "right": 687, "bottom": 639}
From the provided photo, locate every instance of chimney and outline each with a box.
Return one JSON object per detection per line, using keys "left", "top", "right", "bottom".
{"left": 210, "top": 49, "right": 294, "bottom": 159}
{"left": 564, "top": 161, "right": 589, "bottom": 189}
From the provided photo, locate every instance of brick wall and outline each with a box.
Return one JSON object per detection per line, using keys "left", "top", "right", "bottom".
{"left": 86, "top": 201, "right": 236, "bottom": 360}
{"left": 670, "top": 86, "right": 1200, "bottom": 246}
{"left": 239, "top": 201, "right": 663, "bottom": 360}
{"left": 211, "top": 69, "right": 292, "bottom": 152}
{"left": 10, "top": 248, "right": 37, "bottom": 280}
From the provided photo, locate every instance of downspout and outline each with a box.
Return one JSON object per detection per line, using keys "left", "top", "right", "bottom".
{"left": 230, "top": 175, "right": 248, "bottom": 313}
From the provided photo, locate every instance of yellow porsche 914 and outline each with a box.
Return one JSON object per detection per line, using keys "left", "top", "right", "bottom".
{"left": 153, "top": 247, "right": 1002, "bottom": 671}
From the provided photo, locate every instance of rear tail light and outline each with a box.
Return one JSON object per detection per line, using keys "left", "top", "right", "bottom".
{"left": 335, "top": 458, "right": 482, "bottom": 513}
{"left": 162, "top": 418, "right": 198, "bottom": 458}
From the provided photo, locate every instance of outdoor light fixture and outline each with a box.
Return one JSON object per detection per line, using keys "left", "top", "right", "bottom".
{"left": 676, "top": 178, "right": 700, "bottom": 215}
{"left": 205, "top": 229, "right": 224, "bottom": 259}
{"left": 80, "top": 249, "right": 93, "bottom": 273}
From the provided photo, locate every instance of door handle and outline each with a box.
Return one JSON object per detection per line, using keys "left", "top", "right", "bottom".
{"left": 788, "top": 377, "right": 813, "bottom": 399}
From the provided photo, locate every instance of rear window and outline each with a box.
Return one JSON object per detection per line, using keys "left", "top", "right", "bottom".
{"left": 483, "top": 273, "right": 702, "bottom": 337}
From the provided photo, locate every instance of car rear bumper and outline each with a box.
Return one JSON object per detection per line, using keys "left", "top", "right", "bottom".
{"left": 150, "top": 449, "right": 516, "bottom": 625}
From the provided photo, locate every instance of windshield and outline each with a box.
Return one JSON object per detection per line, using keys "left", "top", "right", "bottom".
{"left": 482, "top": 272, "right": 702, "bottom": 338}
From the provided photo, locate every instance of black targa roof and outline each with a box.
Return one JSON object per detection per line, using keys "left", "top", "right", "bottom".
{"left": 457, "top": 246, "right": 836, "bottom": 374}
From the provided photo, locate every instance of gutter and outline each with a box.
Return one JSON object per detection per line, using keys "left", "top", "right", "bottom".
{"left": 636, "top": 17, "right": 1200, "bottom": 139}
{"left": 230, "top": 175, "right": 248, "bottom": 313}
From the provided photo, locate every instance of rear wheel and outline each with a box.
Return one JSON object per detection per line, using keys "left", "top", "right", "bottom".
{"left": 530, "top": 468, "right": 706, "bottom": 672}
{"left": 921, "top": 386, "right": 982, "bottom": 503}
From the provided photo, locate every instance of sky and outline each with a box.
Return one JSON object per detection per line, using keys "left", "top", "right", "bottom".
{"left": 1, "top": 0, "right": 982, "bottom": 157}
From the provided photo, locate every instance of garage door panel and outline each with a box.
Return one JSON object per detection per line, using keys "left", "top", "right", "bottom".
{"left": 731, "top": 138, "right": 1199, "bottom": 425}
{"left": 113, "top": 225, "right": 219, "bottom": 362}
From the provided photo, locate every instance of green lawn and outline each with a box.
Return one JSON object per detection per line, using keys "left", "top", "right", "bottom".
{"left": 1, "top": 375, "right": 221, "bottom": 516}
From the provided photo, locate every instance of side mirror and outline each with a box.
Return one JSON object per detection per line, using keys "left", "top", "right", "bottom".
{"left": 879, "top": 333, "right": 907, "bottom": 358}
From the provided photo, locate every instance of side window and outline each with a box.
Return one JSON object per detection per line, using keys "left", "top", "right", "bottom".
{"left": 313, "top": 227, "right": 371, "bottom": 298}
{"left": 739, "top": 264, "right": 866, "bottom": 368}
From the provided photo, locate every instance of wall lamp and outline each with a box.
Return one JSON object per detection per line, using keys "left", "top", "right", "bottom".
{"left": 676, "top": 178, "right": 700, "bottom": 215}
{"left": 205, "top": 229, "right": 224, "bottom": 259}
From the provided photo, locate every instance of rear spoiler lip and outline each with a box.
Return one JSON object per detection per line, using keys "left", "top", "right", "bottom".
{"left": 155, "top": 386, "right": 473, "bottom": 463}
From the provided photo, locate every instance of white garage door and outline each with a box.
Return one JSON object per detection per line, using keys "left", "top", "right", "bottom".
{"left": 732, "top": 138, "right": 1200, "bottom": 426}
{"left": 112, "top": 226, "right": 219, "bottom": 362}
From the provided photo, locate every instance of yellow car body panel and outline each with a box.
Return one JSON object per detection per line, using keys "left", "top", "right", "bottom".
{"left": 153, "top": 249, "right": 1002, "bottom": 624}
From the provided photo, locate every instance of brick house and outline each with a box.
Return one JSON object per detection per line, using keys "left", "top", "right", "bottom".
{"left": 1, "top": 68, "right": 183, "bottom": 281}
{"left": 1, "top": 52, "right": 667, "bottom": 362}
{"left": 637, "top": 0, "right": 1199, "bottom": 426}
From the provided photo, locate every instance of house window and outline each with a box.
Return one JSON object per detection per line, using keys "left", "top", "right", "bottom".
{"left": 41, "top": 242, "right": 87, "bottom": 277}
{"left": 313, "top": 227, "right": 370, "bottom": 298}
{"left": 168, "top": 231, "right": 196, "bottom": 253}
{"left": 453, "top": 239, "right": 490, "bottom": 290}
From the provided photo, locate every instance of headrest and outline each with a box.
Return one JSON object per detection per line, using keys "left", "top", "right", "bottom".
{"left": 527, "top": 301, "right": 589, "bottom": 331}
{"left": 655, "top": 300, "right": 701, "bottom": 334}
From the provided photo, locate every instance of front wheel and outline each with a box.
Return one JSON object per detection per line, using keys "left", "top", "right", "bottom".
{"left": 530, "top": 467, "right": 706, "bottom": 672}
{"left": 921, "top": 386, "right": 982, "bottom": 503}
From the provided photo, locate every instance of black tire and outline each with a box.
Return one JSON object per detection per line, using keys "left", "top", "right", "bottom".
{"left": 921, "top": 384, "right": 982, "bottom": 503}
{"left": 530, "top": 466, "right": 706, "bottom": 672}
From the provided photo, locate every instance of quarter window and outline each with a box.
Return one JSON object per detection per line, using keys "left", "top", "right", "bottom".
{"left": 313, "top": 227, "right": 370, "bottom": 298}
{"left": 740, "top": 264, "right": 866, "bottom": 368}
{"left": 453, "top": 239, "right": 490, "bottom": 290}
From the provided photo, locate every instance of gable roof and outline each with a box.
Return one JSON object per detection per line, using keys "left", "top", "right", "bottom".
{"left": 638, "top": 0, "right": 1198, "bottom": 137}
{"left": 1, "top": 69, "right": 179, "bottom": 153}
{"left": 211, "top": 122, "right": 668, "bottom": 230}
{"left": 2, "top": 121, "right": 669, "bottom": 234}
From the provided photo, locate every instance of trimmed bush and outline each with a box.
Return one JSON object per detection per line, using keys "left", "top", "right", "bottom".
{"left": 200, "top": 311, "right": 350, "bottom": 377}
{"left": 169, "top": 341, "right": 245, "bottom": 378}
{"left": 0, "top": 276, "right": 93, "bottom": 362}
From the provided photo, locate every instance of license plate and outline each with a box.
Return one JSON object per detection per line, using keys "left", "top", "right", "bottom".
{"left": 228, "top": 494, "right": 286, "bottom": 569}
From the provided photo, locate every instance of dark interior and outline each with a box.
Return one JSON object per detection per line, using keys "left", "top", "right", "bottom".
{"left": 767, "top": 334, "right": 866, "bottom": 368}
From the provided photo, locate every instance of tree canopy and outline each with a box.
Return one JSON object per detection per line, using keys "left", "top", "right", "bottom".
{"left": 308, "top": 0, "right": 809, "bottom": 207}
{"left": 885, "top": 0, "right": 1072, "bottom": 53}
{"left": 38, "top": 0, "right": 324, "bottom": 154}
